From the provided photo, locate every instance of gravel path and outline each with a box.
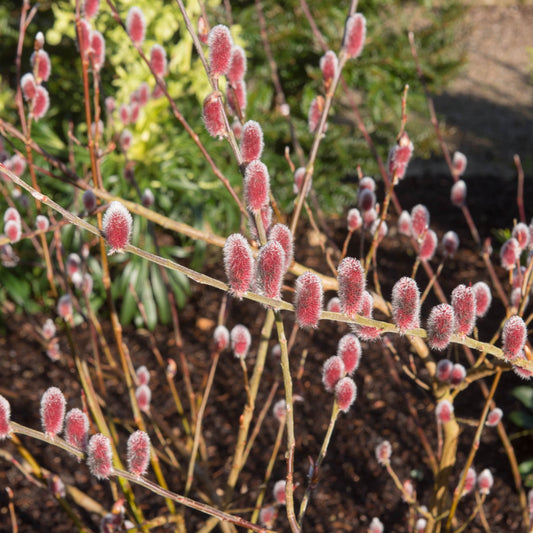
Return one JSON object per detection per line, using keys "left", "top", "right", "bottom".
{"left": 432, "top": 4, "right": 533, "bottom": 178}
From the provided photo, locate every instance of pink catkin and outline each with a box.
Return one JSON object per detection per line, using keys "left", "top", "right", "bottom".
{"left": 436, "top": 399, "right": 454, "bottom": 424}
{"left": 322, "top": 356, "right": 345, "bottom": 393}
{"left": 335, "top": 377, "right": 357, "bottom": 413}
{"left": 213, "top": 325, "right": 230, "bottom": 351}
{"left": 500, "top": 238, "right": 520, "bottom": 270}
{"left": 486, "top": 407, "right": 503, "bottom": 427}
{"left": 231, "top": 324, "right": 251, "bottom": 359}
{"left": 259, "top": 506, "right": 278, "bottom": 528}
{"left": 402, "top": 480, "right": 414, "bottom": 502}
{"left": 369, "top": 518, "right": 384, "bottom": 533}
{"left": 240, "top": 120, "right": 264, "bottom": 162}
{"left": 223, "top": 233, "right": 254, "bottom": 298}
{"left": 84, "top": 0, "right": 100, "bottom": 19}
{"left": 477, "top": 469, "right": 493, "bottom": 495}
{"left": 130, "top": 102, "right": 140, "bottom": 123}
{"left": 90, "top": 30, "right": 105, "bottom": 71}
{"left": 294, "top": 272, "right": 323, "bottom": 328}
{"left": 268, "top": 224, "right": 293, "bottom": 272}
{"left": 0, "top": 395, "right": 11, "bottom": 439}
{"left": 203, "top": 92, "right": 226, "bottom": 138}
{"left": 227, "top": 45, "right": 247, "bottom": 85}
{"left": 119, "top": 129, "right": 132, "bottom": 152}
{"left": 337, "top": 257, "right": 366, "bottom": 318}
{"left": 370, "top": 219, "right": 388, "bottom": 244}
{"left": 4, "top": 220, "right": 21, "bottom": 243}
{"left": 320, "top": 50, "right": 338, "bottom": 86}
{"left": 449, "top": 363, "right": 466, "bottom": 386}
{"left": 308, "top": 96, "right": 324, "bottom": 133}
{"left": 4, "top": 207, "right": 20, "bottom": 224}
{"left": 347, "top": 208, "right": 362, "bottom": 231}
{"left": 57, "top": 294, "right": 73, "bottom": 321}
{"left": 126, "top": 7, "right": 146, "bottom": 45}
{"left": 353, "top": 290, "right": 381, "bottom": 341}
{"left": 227, "top": 79, "right": 247, "bottom": 114}
{"left": 513, "top": 222, "right": 530, "bottom": 251}
{"left": 256, "top": 241, "right": 284, "bottom": 300}
{"left": 244, "top": 160, "right": 270, "bottom": 212}
{"left": 138, "top": 82, "right": 150, "bottom": 106}
{"left": 419, "top": 229, "right": 437, "bottom": 261}
{"left": 10, "top": 155, "right": 26, "bottom": 176}
{"left": 40, "top": 387, "right": 66, "bottom": 436}
{"left": 127, "top": 430, "right": 151, "bottom": 476}
{"left": 388, "top": 132, "right": 413, "bottom": 182}
{"left": 427, "top": 304, "right": 455, "bottom": 351}
{"left": 135, "top": 384, "right": 151, "bottom": 413}
{"left": 450, "top": 180, "right": 467, "bottom": 207}
{"left": 391, "top": 277, "right": 420, "bottom": 332}
{"left": 293, "top": 167, "right": 312, "bottom": 197}
{"left": 513, "top": 361, "right": 533, "bottom": 381}
{"left": 231, "top": 120, "right": 242, "bottom": 139}
{"left": 136, "top": 366, "right": 150, "bottom": 386}
{"left": 358, "top": 188, "right": 375, "bottom": 212}
{"left": 502, "top": 315, "right": 526, "bottom": 360}
{"left": 118, "top": 103, "right": 130, "bottom": 125}
{"left": 453, "top": 151, "right": 467, "bottom": 176}
{"left": 273, "top": 480, "right": 286, "bottom": 505}
{"left": 80, "top": 19, "right": 92, "bottom": 53}
{"left": 472, "top": 281, "right": 492, "bottom": 317}
{"left": 150, "top": 44, "right": 167, "bottom": 77}
{"left": 272, "top": 399, "right": 286, "bottom": 422}
{"left": 248, "top": 205, "right": 272, "bottom": 240}
{"left": 67, "top": 253, "right": 81, "bottom": 278}
{"left": 82, "top": 190, "right": 97, "bottom": 212}
{"left": 142, "top": 188, "right": 154, "bottom": 208}
{"left": 32, "top": 50, "right": 51, "bottom": 83}
{"left": 359, "top": 176, "right": 376, "bottom": 191}
{"left": 36, "top": 215, "right": 49, "bottom": 231}
{"left": 343, "top": 13, "right": 366, "bottom": 59}
{"left": 42, "top": 318, "right": 56, "bottom": 340}
{"left": 337, "top": 334, "right": 361, "bottom": 375}
{"left": 327, "top": 297, "right": 341, "bottom": 313}
{"left": 398, "top": 210, "right": 412, "bottom": 236}
{"left": 32, "top": 86, "right": 50, "bottom": 120}
{"left": 102, "top": 201, "right": 132, "bottom": 254}
{"left": 410, "top": 204, "right": 429, "bottom": 239}
{"left": 436, "top": 359, "right": 453, "bottom": 382}
{"left": 442, "top": 230, "right": 460, "bottom": 257}
{"left": 462, "top": 467, "right": 476, "bottom": 496}
{"left": 511, "top": 287, "right": 525, "bottom": 309}
{"left": 375, "top": 440, "right": 392, "bottom": 465}
{"left": 64, "top": 408, "right": 89, "bottom": 451}
{"left": 87, "top": 433, "right": 113, "bottom": 479}
{"left": 197, "top": 16, "right": 209, "bottom": 45}
{"left": 451, "top": 284, "right": 476, "bottom": 337}
{"left": 208, "top": 25, "right": 233, "bottom": 78}
{"left": 21, "top": 73, "right": 36, "bottom": 101}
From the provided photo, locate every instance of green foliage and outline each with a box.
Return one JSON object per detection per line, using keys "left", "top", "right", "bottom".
{"left": 510, "top": 385, "right": 533, "bottom": 487}
{"left": 230, "top": 0, "right": 465, "bottom": 214}
{"left": 0, "top": 0, "right": 464, "bottom": 326}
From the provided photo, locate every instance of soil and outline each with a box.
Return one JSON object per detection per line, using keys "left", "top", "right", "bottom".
{"left": 2, "top": 3, "right": 533, "bottom": 533}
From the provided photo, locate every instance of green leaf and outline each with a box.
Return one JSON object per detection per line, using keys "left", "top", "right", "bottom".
{"left": 142, "top": 277, "right": 157, "bottom": 331}
{"left": 509, "top": 410, "right": 533, "bottom": 430}
{"left": 519, "top": 459, "right": 533, "bottom": 476}
{"left": 1, "top": 271, "right": 30, "bottom": 307}
{"left": 119, "top": 259, "right": 147, "bottom": 325}
{"left": 512, "top": 386, "right": 533, "bottom": 410}
{"left": 150, "top": 264, "right": 171, "bottom": 325}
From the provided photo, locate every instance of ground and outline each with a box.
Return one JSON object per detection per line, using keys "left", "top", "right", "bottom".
{"left": 1, "top": 2, "right": 533, "bottom": 533}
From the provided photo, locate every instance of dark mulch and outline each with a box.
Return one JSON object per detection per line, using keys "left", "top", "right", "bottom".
{"left": 1, "top": 172, "right": 532, "bottom": 532}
